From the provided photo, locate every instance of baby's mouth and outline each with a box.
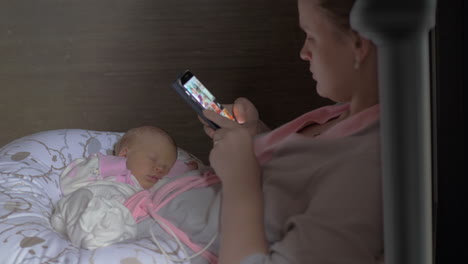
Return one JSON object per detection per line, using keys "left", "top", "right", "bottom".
{"left": 147, "top": 175, "right": 161, "bottom": 182}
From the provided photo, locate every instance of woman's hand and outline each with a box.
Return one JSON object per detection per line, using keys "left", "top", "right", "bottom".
{"left": 202, "top": 109, "right": 261, "bottom": 186}
{"left": 199, "top": 97, "right": 269, "bottom": 140}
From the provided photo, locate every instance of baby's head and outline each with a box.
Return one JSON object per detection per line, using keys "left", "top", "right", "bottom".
{"left": 115, "top": 126, "right": 178, "bottom": 189}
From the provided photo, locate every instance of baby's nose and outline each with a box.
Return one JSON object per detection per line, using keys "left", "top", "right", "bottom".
{"left": 152, "top": 165, "right": 164, "bottom": 174}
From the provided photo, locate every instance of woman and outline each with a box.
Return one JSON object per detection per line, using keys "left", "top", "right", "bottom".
{"left": 201, "top": 0, "right": 382, "bottom": 263}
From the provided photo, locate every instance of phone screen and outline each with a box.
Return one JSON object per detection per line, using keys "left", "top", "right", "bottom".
{"left": 181, "top": 75, "right": 235, "bottom": 121}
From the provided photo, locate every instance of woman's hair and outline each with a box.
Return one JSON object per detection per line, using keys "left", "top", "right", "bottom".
{"left": 114, "top": 126, "right": 176, "bottom": 155}
{"left": 318, "top": 0, "right": 356, "bottom": 32}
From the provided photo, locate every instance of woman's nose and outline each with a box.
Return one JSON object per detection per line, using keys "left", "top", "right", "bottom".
{"left": 300, "top": 42, "right": 312, "bottom": 61}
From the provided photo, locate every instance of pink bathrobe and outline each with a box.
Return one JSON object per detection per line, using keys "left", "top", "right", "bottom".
{"left": 242, "top": 103, "right": 383, "bottom": 263}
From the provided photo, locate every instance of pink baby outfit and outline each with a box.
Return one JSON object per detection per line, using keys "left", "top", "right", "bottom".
{"left": 124, "top": 171, "right": 220, "bottom": 264}
{"left": 97, "top": 153, "right": 136, "bottom": 186}
{"left": 241, "top": 103, "right": 383, "bottom": 264}
{"left": 59, "top": 152, "right": 141, "bottom": 196}
{"left": 52, "top": 152, "right": 198, "bottom": 250}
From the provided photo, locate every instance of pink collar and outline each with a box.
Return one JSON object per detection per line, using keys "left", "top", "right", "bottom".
{"left": 317, "top": 103, "right": 380, "bottom": 139}
{"left": 254, "top": 103, "right": 380, "bottom": 165}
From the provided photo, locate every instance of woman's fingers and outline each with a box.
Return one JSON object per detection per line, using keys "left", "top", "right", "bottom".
{"left": 222, "top": 103, "right": 234, "bottom": 114}
{"left": 233, "top": 97, "right": 258, "bottom": 124}
{"left": 222, "top": 98, "right": 256, "bottom": 124}
{"left": 199, "top": 97, "right": 259, "bottom": 139}
{"left": 212, "top": 129, "right": 224, "bottom": 144}
{"left": 232, "top": 98, "right": 247, "bottom": 124}
{"left": 202, "top": 109, "right": 240, "bottom": 129}
{"left": 232, "top": 104, "right": 245, "bottom": 124}
{"left": 197, "top": 114, "right": 208, "bottom": 126}
{"left": 198, "top": 115, "right": 215, "bottom": 138}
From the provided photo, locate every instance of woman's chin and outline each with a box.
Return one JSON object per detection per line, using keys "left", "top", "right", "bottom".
{"left": 315, "top": 86, "right": 327, "bottom": 98}
{"left": 315, "top": 85, "right": 337, "bottom": 102}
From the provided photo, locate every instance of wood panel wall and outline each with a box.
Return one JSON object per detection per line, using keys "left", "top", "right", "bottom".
{"left": 0, "top": 0, "right": 331, "bottom": 163}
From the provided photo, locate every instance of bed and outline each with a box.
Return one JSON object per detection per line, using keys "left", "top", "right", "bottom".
{"left": 0, "top": 128, "right": 207, "bottom": 263}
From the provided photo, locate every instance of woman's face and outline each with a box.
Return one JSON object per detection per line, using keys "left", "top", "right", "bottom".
{"left": 298, "top": 0, "right": 357, "bottom": 102}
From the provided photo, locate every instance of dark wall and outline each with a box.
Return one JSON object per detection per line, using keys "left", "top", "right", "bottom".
{"left": 0, "top": 0, "right": 330, "bottom": 163}
{"left": 434, "top": 0, "right": 467, "bottom": 262}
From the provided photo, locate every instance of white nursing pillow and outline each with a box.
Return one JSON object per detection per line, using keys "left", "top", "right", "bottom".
{"left": 0, "top": 129, "right": 203, "bottom": 263}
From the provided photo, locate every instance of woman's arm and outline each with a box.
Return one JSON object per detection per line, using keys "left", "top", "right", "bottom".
{"left": 219, "top": 171, "right": 267, "bottom": 263}
{"left": 202, "top": 110, "right": 268, "bottom": 263}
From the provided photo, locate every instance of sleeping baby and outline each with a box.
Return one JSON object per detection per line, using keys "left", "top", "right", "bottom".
{"left": 50, "top": 125, "right": 179, "bottom": 249}
{"left": 51, "top": 125, "right": 222, "bottom": 263}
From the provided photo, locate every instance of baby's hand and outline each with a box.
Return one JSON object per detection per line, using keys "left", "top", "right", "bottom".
{"left": 185, "top": 160, "right": 199, "bottom": 170}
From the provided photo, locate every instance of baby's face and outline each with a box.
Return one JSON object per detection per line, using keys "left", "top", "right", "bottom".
{"left": 119, "top": 133, "right": 177, "bottom": 189}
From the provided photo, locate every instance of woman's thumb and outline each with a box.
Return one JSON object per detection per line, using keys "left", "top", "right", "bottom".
{"left": 233, "top": 98, "right": 247, "bottom": 124}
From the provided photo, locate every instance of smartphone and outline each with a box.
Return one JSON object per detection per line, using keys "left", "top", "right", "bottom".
{"left": 172, "top": 70, "right": 235, "bottom": 130}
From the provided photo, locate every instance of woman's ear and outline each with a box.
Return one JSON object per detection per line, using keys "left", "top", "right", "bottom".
{"left": 350, "top": 30, "right": 374, "bottom": 66}
{"left": 118, "top": 147, "right": 129, "bottom": 157}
